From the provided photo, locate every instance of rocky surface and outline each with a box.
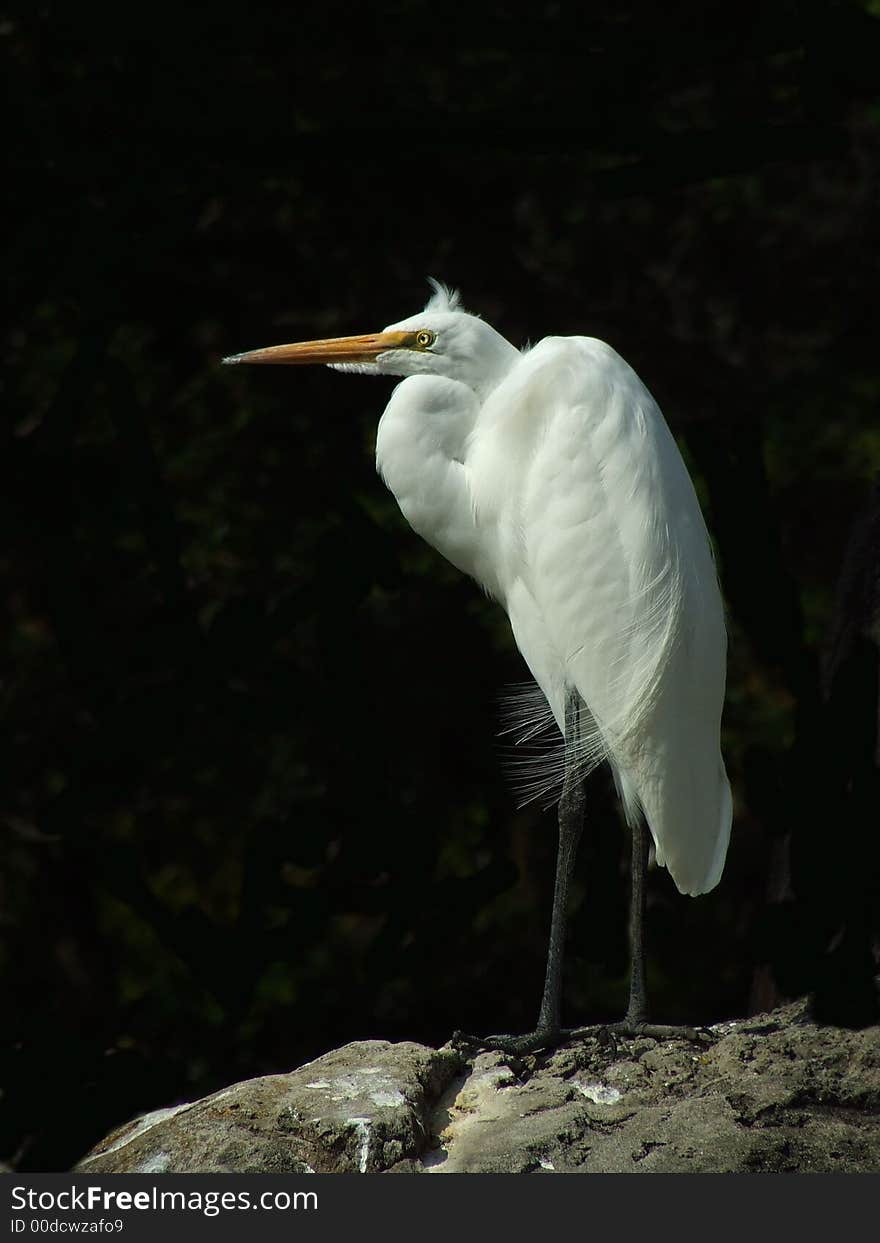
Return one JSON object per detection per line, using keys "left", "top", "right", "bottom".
{"left": 76, "top": 1001, "right": 879, "bottom": 1173}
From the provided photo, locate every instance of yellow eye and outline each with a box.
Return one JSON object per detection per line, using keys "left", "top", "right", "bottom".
{"left": 415, "top": 330, "right": 436, "bottom": 349}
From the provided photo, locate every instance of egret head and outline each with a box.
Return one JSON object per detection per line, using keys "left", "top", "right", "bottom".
{"left": 222, "top": 281, "right": 518, "bottom": 396}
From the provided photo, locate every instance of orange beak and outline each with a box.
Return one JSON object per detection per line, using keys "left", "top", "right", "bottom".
{"left": 222, "top": 330, "right": 415, "bottom": 366}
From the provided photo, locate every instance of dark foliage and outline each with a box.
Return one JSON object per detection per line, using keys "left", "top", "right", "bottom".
{"left": 2, "top": 1, "right": 878, "bottom": 1171}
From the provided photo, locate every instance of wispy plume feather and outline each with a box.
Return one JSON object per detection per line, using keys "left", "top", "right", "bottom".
{"left": 498, "top": 682, "right": 608, "bottom": 809}
{"left": 425, "top": 278, "right": 462, "bottom": 313}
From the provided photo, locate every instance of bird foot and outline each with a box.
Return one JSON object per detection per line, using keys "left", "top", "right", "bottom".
{"left": 451, "top": 1027, "right": 562, "bottom": 1055}
{"left": 453, "top": 1019, "right": 714, "bottom": 1057}
{"left": 566, "top": 1019, "right": 714, "bottom": 1047}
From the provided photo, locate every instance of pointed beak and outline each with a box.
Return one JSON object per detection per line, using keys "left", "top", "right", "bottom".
{"left": 222, "top": 330, "right": 415, "bottom": 366}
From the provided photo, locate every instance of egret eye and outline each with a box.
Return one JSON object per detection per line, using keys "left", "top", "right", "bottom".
{"left": 415, "top": 330, "right": 436, "bottom": 349}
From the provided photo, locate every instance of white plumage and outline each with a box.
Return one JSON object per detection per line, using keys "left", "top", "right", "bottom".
{"left": 372, "top": 286, "right": 731, "bottom": 897}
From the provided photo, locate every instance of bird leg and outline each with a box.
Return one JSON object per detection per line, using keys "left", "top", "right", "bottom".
{"left": 453, "top": 690, "right": 585, "bottom": 1054}
{"left": 535, "top": 691, "right": 585, "bottom": 1034}
{"left": 567, "top": 817, "right": 710, "bottom": 1045}
{"left": 624, "top": 815, "right": 650, "bottom": 1024}
{"left": 454, "top": 758, "right": 711, "bottom": 1054}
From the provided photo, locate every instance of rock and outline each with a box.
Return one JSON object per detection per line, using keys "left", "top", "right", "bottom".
{"left": 76, "top": 1002, "right": 880, "bottom": 1174}
{"left": 76, "top": 1041, "right": 463, "bottom": 1174}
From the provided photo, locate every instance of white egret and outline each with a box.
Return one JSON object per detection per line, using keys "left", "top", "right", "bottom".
{"left": 224, "top": 281, "right": 732, "bottom": 1050}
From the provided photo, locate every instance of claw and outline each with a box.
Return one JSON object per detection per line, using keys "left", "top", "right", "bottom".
{"left": 451, "top": 1028, "right": 561, "bottom": 1055}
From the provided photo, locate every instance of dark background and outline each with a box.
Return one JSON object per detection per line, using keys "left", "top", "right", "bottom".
{"left": 3, "top": 1, "right": 879, "bottom": 1172}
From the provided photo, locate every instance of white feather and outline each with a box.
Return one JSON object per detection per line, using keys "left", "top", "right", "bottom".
{"left": 374, "top": 300, "right": 731, "bottom": 897}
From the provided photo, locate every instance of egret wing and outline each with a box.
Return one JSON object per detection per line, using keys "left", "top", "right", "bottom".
{"left": 476, "top": 337, "right": 731, "bottom": 895}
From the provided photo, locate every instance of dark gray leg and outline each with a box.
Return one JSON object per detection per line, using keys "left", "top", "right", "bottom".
{"left": 454, "top": 689, "right": 585, "bottom": 1053}
{"left": 568, "top": 816, "right": 708, "bottom": 1043}
{"left": 624, "top": 816, "right": 649, "bottom": 1024}
{"left": 535, "top": 690, "right": 585, "bottom": 1032}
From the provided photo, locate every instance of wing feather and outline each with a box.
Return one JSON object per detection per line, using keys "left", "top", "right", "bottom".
{"left": 469, "top": 337, "right": 731, "bottom": 894}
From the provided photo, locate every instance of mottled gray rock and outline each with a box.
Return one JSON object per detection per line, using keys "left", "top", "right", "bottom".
{"left": 76, "top": 1041, "right": 463, "bottom": 1174}
{"left": 76, "top": 1002, "right": 880, "bottom": 1174}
